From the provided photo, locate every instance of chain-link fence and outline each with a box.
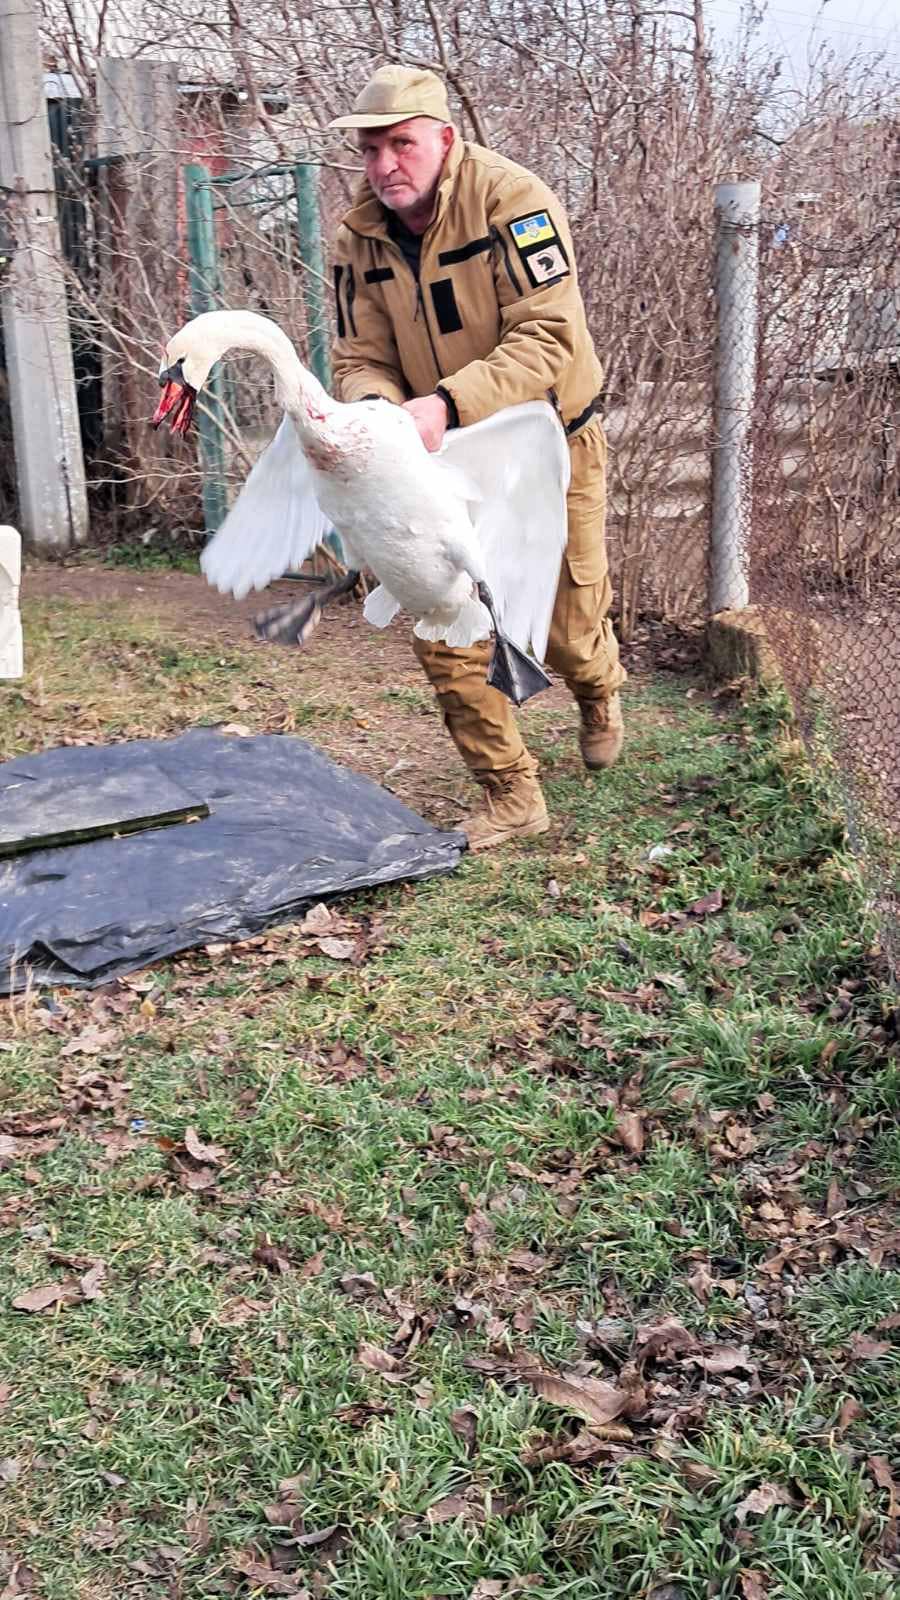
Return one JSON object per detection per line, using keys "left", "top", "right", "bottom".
{"left": 710, "top": 174, "right": 900, "bottom": 975}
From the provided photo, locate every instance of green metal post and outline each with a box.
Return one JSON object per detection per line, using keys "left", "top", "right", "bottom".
{"left": 184, "top": 162, "right": 229, "bottom": 532}
{"left": 293, "top": 162, "right": 331, "bottom": 391}
{"left": 292, "top": 161, "right": 343, "bottom": 563}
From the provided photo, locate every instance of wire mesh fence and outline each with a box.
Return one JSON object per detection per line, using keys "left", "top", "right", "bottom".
{"left": 714, "top": 181, "right": 900, "bottom": 975}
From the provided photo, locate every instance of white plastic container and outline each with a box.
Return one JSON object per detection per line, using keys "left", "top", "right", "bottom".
{"left": 0, "top": 525, "right": 24, "bottom": 680}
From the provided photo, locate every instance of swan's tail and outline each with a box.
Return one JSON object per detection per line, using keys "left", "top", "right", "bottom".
{"left": 413, "top": 594, "right": 492, "bottom": 648}
{"left": 362, "top": 585, "right": 401, "bottom": 628}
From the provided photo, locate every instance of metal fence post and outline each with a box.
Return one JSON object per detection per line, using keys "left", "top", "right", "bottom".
{"left": 184, "top": 162, "right": 228, "bottom": 532}
{"left": 709, "top": 179, "right": 761, "bottom": 614}
{"left": 293, "top": 159, "right": 343, "bottom": 563}
{"left": 293, "top": 162, "right": 331, "bottom": 391}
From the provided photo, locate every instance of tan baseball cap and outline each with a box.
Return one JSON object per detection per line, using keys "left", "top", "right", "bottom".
{"left": 328, "top": 65, "right": 450, "bottom": 130}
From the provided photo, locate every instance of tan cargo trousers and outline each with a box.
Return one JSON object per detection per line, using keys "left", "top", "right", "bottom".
{"left": 412, "top": 417, "right": 625, "bottom": 779}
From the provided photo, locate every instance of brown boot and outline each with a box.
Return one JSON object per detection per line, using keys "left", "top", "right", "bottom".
{"left": 463, "top": 769, "right": 550, "bottom": 852}
{"left": 578, "top": 692, "right": 624, "bottom": 770}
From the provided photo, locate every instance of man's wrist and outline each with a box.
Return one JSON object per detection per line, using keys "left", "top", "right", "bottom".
{"left": 434, "top": 386, "right": 459, "bottom": 429}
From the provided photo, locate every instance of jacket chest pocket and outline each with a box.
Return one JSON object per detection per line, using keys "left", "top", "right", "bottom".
{"left": 429, "top": 235, "right": 497, "bottom": 342}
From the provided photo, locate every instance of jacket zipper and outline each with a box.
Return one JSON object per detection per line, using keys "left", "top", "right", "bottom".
{"left": 344, "top": 263, "right": 358, "bottom": 338}
{"left": 414, "top": 281, "right": 443, "bottom": 384}
{"left": 347, "top": 226, "right": 445, "bottom": 387}
{"left": 490, "top": 224, "right": 522, "bottom": 296}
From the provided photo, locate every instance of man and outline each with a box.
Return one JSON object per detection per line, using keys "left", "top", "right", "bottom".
{"left": 328, "top": 65, "right": 625, "bottom": 850}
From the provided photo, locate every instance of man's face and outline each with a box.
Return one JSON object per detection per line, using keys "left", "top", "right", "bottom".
{"left": 359, "top": 118, "right": 454, "bottom": 217}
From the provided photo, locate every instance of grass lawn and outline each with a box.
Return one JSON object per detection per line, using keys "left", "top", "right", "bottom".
{"left": 1, "top": 574, "right": 898, "bottom": 1600}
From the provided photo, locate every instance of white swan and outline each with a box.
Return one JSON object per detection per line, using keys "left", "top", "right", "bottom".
{"left": 152, "top": 309, "right": 570, "bottom": 704}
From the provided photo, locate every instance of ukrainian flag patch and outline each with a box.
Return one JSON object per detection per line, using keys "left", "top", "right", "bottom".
{"left": 510, "top": 212, "right": 555, "bottom": 247}
{"left": 508, "top": 210, "right": 570, "bottom": 288}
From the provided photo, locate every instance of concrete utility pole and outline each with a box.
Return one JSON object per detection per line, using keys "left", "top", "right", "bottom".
{"left": 0, "top": 0, "right": 88, "bottom": 552}
{"left": 709, "top": 179, "right": 760, "bottom": 614}
{"left": 96, "top": 58, "right": 180, "bottom": 472}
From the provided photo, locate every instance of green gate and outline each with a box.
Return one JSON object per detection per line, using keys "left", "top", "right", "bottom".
{"left": 183, "top": 159, "right": 335, "bottom": 550}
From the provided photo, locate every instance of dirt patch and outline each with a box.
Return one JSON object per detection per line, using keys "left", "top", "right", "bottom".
{"left": 23, "top": 562, "right": 314, "bottom": 644}
{"left": 22, "top": 562, "right": 621, "bottom": 828}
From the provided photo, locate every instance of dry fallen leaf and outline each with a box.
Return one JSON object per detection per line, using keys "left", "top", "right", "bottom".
{"left": 687, "top": 1261, "right": 715, "bottom": 1304}
{"left": 836, "top": 1396, "right": 864, "bottom": 1434}
{"left": 339, "top": 1272, "right": 381, "bottom": 1300}
{"left": 253, "top": 1236, "right": 292, "bottom": 1275}
{"left": 59, "top": 1025, "right": 119, "bottom": 1058}
{"left": 636, "top": 1315, "right": 697, "bottom": 1366}
{"left": 464, "top": 1209, "right": 496, "bottom": 1256}
{"left": 726, "top": 1121, "right": 757, "bottom": 1152}
{"left": 450, "top": 1406, "right": 479, "bottom": 1457}
{"left": 357, "top": 1341, "right": 404, "bottom": 1376}
{"left": 611, "top": 1110, "right": 645, "bottom": 1155}
{"left": 298, "top": 1249, "right": 326, "bottom": 1281}
{"left": 522, "top": 1368, "right": 637, "bottom": 1428}
{"left": 687, "top": 887, "right": 724, "bottom": 918}
{"left": 216, "top": 1296, "right": 269, "bottom": 1328}
{"left": 523, "top": 1427, "right": 632, "bottom": 1467}
{"left": 868, "top": 1455, "right": 899, "bottom": 1518}
{"left": 427, "top": 1493, "right": 475, "bottom": 1525}
{"left": 334, "top": 1399, "right": 392, "bottom": 1427}
{"left": 79, "top": 1262, "right": 107, "bottom": 1301}
{"left": 183, "top": 1127, "right": 227, "bottom": 1166}
{"left": 317, "top": 936, "right": 357, "bottom": 961}
{"left": 740, "top": 1573, "right": 769, "bottom": 1600}
{"left": 506, "top": 1249, "right": 550, "bottom": 1275}
{"left": 292, "top": 1523, "right": 340, "bottom": 1549}
{"left": 299, "top": 903, "right": 337, "bottom": 935}
{"left": 734, "top": 1481, "right": 795, "bottom": 1523}
{"left": 12, "top": 1281, "right": 77, "bottom": 1314}
{"left": 697, "top": 1344, "right": 755, "bottom": 1376}
{"left": 849, "top": 1333, "right": 892, "bottom": 1361}
{"left": 231, "top": 1551, "right": 310, "bottom": 1594}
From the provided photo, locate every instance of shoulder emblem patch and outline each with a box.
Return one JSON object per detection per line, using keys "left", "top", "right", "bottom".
{"left": 528, "top": 244, "right": 568, "bottom": 284}
{"left": 508, "top": 211, "right": 570, "bottom": 288}
{"left": 510, "top": 212, "right": 555, "bottom": 247}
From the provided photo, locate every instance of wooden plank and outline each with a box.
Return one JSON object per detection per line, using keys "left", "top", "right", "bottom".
{"left": 0, "top": 766, "right": 209, "bottom": 857}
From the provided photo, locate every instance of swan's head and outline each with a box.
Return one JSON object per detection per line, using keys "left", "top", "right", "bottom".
{"left": 152, "top": 311, "right": 296, "bottom": 435}
{"left": 152, "top": 322, "right": 218, "bottom": 435}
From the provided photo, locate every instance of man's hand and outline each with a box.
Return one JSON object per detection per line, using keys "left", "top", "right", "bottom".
{"left": 403, "top": 393, "right": 449, "bottom": 453}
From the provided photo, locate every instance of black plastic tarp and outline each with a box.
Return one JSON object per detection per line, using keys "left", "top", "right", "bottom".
{"left": 0, "top": 728, "right": 466, "bottom": 993}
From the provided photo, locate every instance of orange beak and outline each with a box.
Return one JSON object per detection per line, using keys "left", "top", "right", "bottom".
{"left": 152, "top": 368, "right": 197, "bottom": 435}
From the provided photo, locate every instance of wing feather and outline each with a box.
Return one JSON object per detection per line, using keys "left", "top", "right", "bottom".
{"left": 200, "top": 416, "right": 332, "bottom": 599}
{"left": 438, "top": 401, "right": 570, "bottom": 660}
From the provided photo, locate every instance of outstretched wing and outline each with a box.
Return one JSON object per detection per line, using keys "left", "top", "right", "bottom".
{"left": 200, "top": 416, "right": 332, "bottom": 599}
{"left": 437, "top": 401, "right": 570, "bottom": 661}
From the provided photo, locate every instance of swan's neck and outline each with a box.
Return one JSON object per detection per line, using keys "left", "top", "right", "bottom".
{"left": 206, "top": 312, "right": 337, "bottom": 442}
{"left": 270, "top": 341, "right": 336, "bottom": 444}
